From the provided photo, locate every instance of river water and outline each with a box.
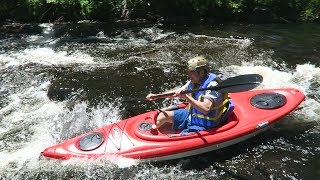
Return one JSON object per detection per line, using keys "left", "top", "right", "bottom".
{"left": 0, "top": 22, "right": 319, "bottom": 179}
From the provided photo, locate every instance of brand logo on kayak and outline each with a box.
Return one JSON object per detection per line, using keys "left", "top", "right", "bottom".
{"left": 112, "top": 127, "right": 121, "bottom": 140}
{"left": 256, "top": 121, "right": 269, "bottom": 129}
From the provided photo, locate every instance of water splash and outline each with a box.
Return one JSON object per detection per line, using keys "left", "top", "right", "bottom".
{"left": 50, "top": 101, "right": 122, "bottom": 142}
{"left": 0, "top": 48, "right": 95, "bottom": 67}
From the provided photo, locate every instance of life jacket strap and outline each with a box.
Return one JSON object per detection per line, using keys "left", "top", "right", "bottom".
{"left": 197, "top": 95, "right": 229, "bottom": 110}
{"left": 191, "top": 106, "right": 228, "bottom": 121}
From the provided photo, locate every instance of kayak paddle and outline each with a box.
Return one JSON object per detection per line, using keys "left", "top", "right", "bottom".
{"left": 149, "top": 74, "right": 263, "bottom": 99}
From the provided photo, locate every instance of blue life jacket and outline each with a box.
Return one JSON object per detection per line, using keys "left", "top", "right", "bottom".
{"left": 186, "top": 73, "right": 234, "bottom": 132}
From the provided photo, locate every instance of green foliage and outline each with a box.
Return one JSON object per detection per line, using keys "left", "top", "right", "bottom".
{"left": 127, "top": 0, "right": 144, "bottom": 8}
{"left": 0, "top": 0, "right": 320, "bottom": 22}
{"left": 44, "top": 0, "right": 93, "bottom": 17}
{"left": 303, "top": 0, "right": 320, "bottom": 20}
{"left": 154, "top": 0, "right": 246, "bottom": 21}
{"left": 78, "top": 0, "right": 94, "bottom": 16}
{"left": 20, "top": 0, "right": 126, "bottom": 21}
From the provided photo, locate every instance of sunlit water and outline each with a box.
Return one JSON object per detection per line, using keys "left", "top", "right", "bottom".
{"left": 0, "top": 22, "right": 319, "bottom": 179}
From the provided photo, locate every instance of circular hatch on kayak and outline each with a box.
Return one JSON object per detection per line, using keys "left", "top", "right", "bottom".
{"left": 78, "top": 132, "right": 104, "bottom": 151}
{"left": 139, "top": 122, "right": 153, "bottom": 131}
{"left": 250, "top": 93, "right": 287, "bottom": 109}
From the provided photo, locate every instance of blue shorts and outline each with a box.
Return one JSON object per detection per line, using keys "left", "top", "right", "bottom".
{"left": 173, "top": 108, "right": 190, "bottom": 130}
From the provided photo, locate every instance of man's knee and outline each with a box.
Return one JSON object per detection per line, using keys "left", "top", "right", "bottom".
{"left": 157, "top": 111, "right": 173, "bottom": 123}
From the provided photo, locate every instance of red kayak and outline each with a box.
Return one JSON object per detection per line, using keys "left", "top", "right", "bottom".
{"left": 42, "top": 88, "right": 305, "bottom": 161}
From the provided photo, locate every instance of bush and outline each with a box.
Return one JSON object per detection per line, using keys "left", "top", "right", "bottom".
{"left": 0, "top": 0, "right": 319, "bottom": 22}
{"left": 303, "top": 0, "right": 320, "bottom": 20}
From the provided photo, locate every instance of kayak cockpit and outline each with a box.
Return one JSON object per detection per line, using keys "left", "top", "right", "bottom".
{"left": 134, "top": 111, "right": 239, "bottom": 141}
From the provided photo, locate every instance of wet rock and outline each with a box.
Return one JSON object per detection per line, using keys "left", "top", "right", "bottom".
{"left": 47, "top": 82, "right": 76, "bottom": 101}
{"left": 0, "top": 22, "right": 42, "bottom": 34}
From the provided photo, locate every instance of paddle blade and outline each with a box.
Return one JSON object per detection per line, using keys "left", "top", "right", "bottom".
{"left": 216, "top": 83, "right": 261, "bottom": 93}
{"left": 214, "top": 74, "right": 263, "bottom": 93}
{"left": 219, "top": 74, "right": 263, "bottom": 86}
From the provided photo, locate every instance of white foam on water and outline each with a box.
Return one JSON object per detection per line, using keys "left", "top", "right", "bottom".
{"left": 58, "top": 154, "right": 139, "bottom": 169}
{"left": 139, "top": 27, "right": 175, "bottom": 42}
{"left": 0, "top": 81, "right": 60, "bottom": 170}
{"left": 25, "top": 35, "right": 42, "bottom": 43}
{"left": 192, "top": 33, "right": 253, "bottom": 49}
{"left": 0, "top": 47, "right": 95, "bottom": 67}
{"left": 39, "top": 23, "right": 54, "bottom": 35}
{"left": 50, "top": 100, "right": 122, "bottom": 142}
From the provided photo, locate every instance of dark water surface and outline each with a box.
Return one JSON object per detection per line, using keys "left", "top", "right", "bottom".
{"left": 0, "top": 22, "right": 319, "bottom": 179}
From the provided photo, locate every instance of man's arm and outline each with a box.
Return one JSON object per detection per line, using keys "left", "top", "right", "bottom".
{"left": 184, "top": 95, "right": 213, "bottom": 115}
{"left": 146, "top": 81, "right": 190, "bottom": 101}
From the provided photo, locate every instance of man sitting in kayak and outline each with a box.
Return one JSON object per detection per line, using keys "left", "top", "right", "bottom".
{"left": 146, "top": 56, "right": 234, "bottom": 133}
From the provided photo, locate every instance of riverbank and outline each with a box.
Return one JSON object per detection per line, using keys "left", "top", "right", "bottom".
{"left": 1, "top": 0, "right": 319, "bottom": 24}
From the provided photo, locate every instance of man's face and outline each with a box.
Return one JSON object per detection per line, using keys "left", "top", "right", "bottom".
{"left": 187, "top": 70, "right": 202, "bottom": 84}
